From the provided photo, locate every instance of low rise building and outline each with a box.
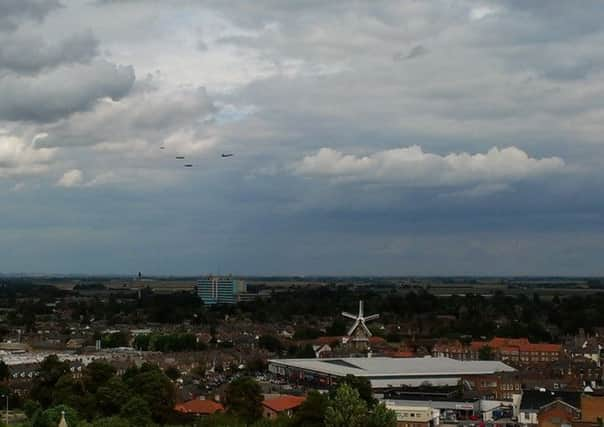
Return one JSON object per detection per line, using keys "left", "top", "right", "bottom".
{"left": 268, "top": 356, "right": 515, "bottom": 391}
{"left": 262, "top": 395, "right": 306, "bottom": 419}
{"left": 383, "top": 402, "right": 440, "bottom": 427}
{"left": 518, "top": 390, "right": 581, "bottom": 427}
{"left": 433, "top": 337, "right": 562, "bottom": 367}
{"left": 174, "top": 398, "right": 224, "bottom": 416}
{"left": 463, "top": 371, "right": 523, "bottom": 400}
{"left": 382, "top": 389, "right": 479, "bottom": 422}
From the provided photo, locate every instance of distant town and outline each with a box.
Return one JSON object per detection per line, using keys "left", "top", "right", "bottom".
{"left": 0, "top": 275, "right": 603, "bottom": 426}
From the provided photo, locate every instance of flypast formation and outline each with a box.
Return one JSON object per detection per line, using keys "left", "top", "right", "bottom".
{"left": 162, "top": 147, "right": 234, "bottom": 168}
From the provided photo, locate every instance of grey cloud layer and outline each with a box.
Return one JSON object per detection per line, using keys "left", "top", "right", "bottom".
{"left": 0, "top": 0, "right": 60, "bottom": 32}
{"left": 0, "top": 61, "right": 134, "bottom": 122}
{"left": 38, "top": 84, "right": 215, "bottom": 148}
{"left": 1, "top": 0, "right": 604, "bottom": 274}
{"left": 0, "top": 31, "right": 99, "bottom": 74}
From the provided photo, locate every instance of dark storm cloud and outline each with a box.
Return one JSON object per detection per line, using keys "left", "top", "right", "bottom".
{"left": 0, "top": 61, "right": 135, "bottom": 122}
{"left": 0, "top": 31, "right": 99, "bottom": 74}
{"left": 0, "top": 0, "right": 61, "bottom": 32}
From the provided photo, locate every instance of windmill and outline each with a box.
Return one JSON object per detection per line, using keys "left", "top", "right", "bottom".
{"left": 342, "top": 300, "right": 380, "bottom": 350}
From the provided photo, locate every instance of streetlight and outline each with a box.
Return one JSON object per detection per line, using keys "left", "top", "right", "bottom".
{"left": 0, "top": 394, "right": 7, "bottom": 426}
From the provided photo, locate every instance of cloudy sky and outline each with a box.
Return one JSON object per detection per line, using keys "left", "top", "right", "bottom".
{"left": 1, "top": 0, "right": 604, "bottom": 276}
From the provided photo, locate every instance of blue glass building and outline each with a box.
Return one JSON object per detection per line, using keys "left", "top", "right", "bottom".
{"left": 196, "top": 276, "right": 246, "bottom": 305}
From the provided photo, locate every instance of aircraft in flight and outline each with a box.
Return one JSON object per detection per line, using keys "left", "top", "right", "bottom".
{"left": 221, "top": 153, "right": 234, "bottom": 158}
{"left": 184, "top": 164, "right": 193, "bottom": 168}
{"left": 175, "top": 156, "right": 185, "bottom": 160}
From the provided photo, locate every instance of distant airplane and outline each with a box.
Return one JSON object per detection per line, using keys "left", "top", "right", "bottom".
{"left": 176, "top": 156, "right": 185, "bottom": 160}
{"left": 221, "top": 153, "right": 234, "bottom": 158}
{"left": 159, "top": 146, "right": 165, "bottom": 150}
{"left": 184, "top": 164, "right": 193, "bottom": 168}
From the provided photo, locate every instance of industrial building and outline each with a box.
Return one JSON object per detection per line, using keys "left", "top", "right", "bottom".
{"left": 268, "top": 356, "right": 515, "bottom": 391}
{"left": 196, "top": 276, "right": 248, "bottom": 305}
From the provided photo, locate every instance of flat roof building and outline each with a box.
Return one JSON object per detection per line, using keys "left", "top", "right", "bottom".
{"left": 268, "top": 356, "right": 515, "bottom": 391}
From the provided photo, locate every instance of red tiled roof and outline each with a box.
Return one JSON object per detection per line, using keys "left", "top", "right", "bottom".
{"left": 369, "top": 336, "right": 386, "bottom": 344}
{"left": 262, "top": 395, "right": 306, "bottom": 413}
{"left": 175, "top": 399, "right": 224, "bottom": 415}
{"left": 519, "top": 343, "right": 561, "bottom": 352}
{"left": 314, "top": 336, "right": 342, "bottom": 345}
{"left": 470, "top": 341, "right": 489, "bottom": 351}
{"left": 434, "top": 340, "right": 464, "bottom": 352}
{"left": 470, "top": 337, "right": 561, "bottom": 353}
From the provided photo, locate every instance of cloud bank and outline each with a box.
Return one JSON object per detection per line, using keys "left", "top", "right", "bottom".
{"left": 0, "top": 134, "right": 56, "bottom": 178}
{"left": 294, "top": 146, "right": 565, "bottom": 186}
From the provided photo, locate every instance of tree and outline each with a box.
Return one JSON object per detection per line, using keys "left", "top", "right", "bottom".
{"left": 0, "top": 361, "right": 8, "bottom": 382}
{"left": 133, "top": 334, "right": 150, "bottom": 351}
{"left": 31, "top": 355, "right": 71, "bottom": 407}
{"left": 246, "top": 357, "right": 267, "bottom": 374}
{"left": 164, "top": 366, "right": 179, "bottom": 381}
{"left": 225, "top": 377, "right": 263, "bottom": 423}
{"left": 123, "top": 364, "right": 175, "bottom": 424}
{"left": 258, "top": 335, "right": 283, "bottom": 353}
{"left": 336, "top": 375, "right": 375, "bottom": 407}
{"left": 191, "top": 364, "right": 206, "bottom": 379}
{"left": 23, "top": 400, "right": 42, "bottom": 419}
{"left": 38, "top": 405, "right": 79, "bottom": 427}
{"left": 365, "top": 402, "right": 397, "bottom": 427}
{"left": 290, "top": 390, "right": 328, "bottom": 427}
{"left": 51, "top": 373, "right": 96, "bottom": 419}
{"left": 293, "top": 327, "right": 322, "bottom": 340}
{"left": 96, "top": 377, "right": 130, "bottom": 416}
{"left": 101, "top": 331, "right": 129, "bottom": 348}
{"left": 326, "top": 318, "right": 347, "bottom": 336}
{"left": 91, "top": 416, "right": 132, "bottom": 427}
{"left": 82, "top": 361, "right": 116, "bottom": 394}
{"left": 120, "top": 396, "right": 152, "bottom": 427}
{"left": 479, "top": 345, "right": 494, "bottom": 361}
{"left": 201, "top": 413, "right": 246, "bottom": 427}
{"left": 325, "top": 384, "right": 367, "bottom": 427}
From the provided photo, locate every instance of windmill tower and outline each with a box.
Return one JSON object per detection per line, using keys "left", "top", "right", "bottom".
{"left": 342, "top": 300, "right": 380, "bottom": 352}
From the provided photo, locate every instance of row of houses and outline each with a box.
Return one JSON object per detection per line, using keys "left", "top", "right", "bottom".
{"left": 432, "top": 337, "right": 563, "bottom": 366}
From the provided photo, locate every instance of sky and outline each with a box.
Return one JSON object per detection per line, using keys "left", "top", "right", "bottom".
{"left": 1, "top": 0, "right": 604, "bottom": 276}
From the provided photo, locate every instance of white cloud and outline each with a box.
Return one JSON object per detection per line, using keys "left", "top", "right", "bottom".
{"left": 56, "top": 169, "right": 84, "bottom": 187}
{"left": 469, "top": 6, "right": 499, "bottom": 21}
{"left": 38, "top": 84, "right": 215, "bottom": 148}
{"left": 0, "top": 134, "right": 56, "bottom": 178}
{"left": 293, "top": 146, "right": 564, "bottom": 186}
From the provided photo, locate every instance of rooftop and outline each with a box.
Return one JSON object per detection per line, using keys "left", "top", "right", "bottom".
{"left": 174, "top": 399, "right": 224, "bottom": 415}
{"left": 262, "top": 395, "right": 306, "bottom": 412}
{"left": 269, "top": 356, "right": 515, "bottom": 378}
{"left": 519, "top": 390, "right": 581, "bottom": 411}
